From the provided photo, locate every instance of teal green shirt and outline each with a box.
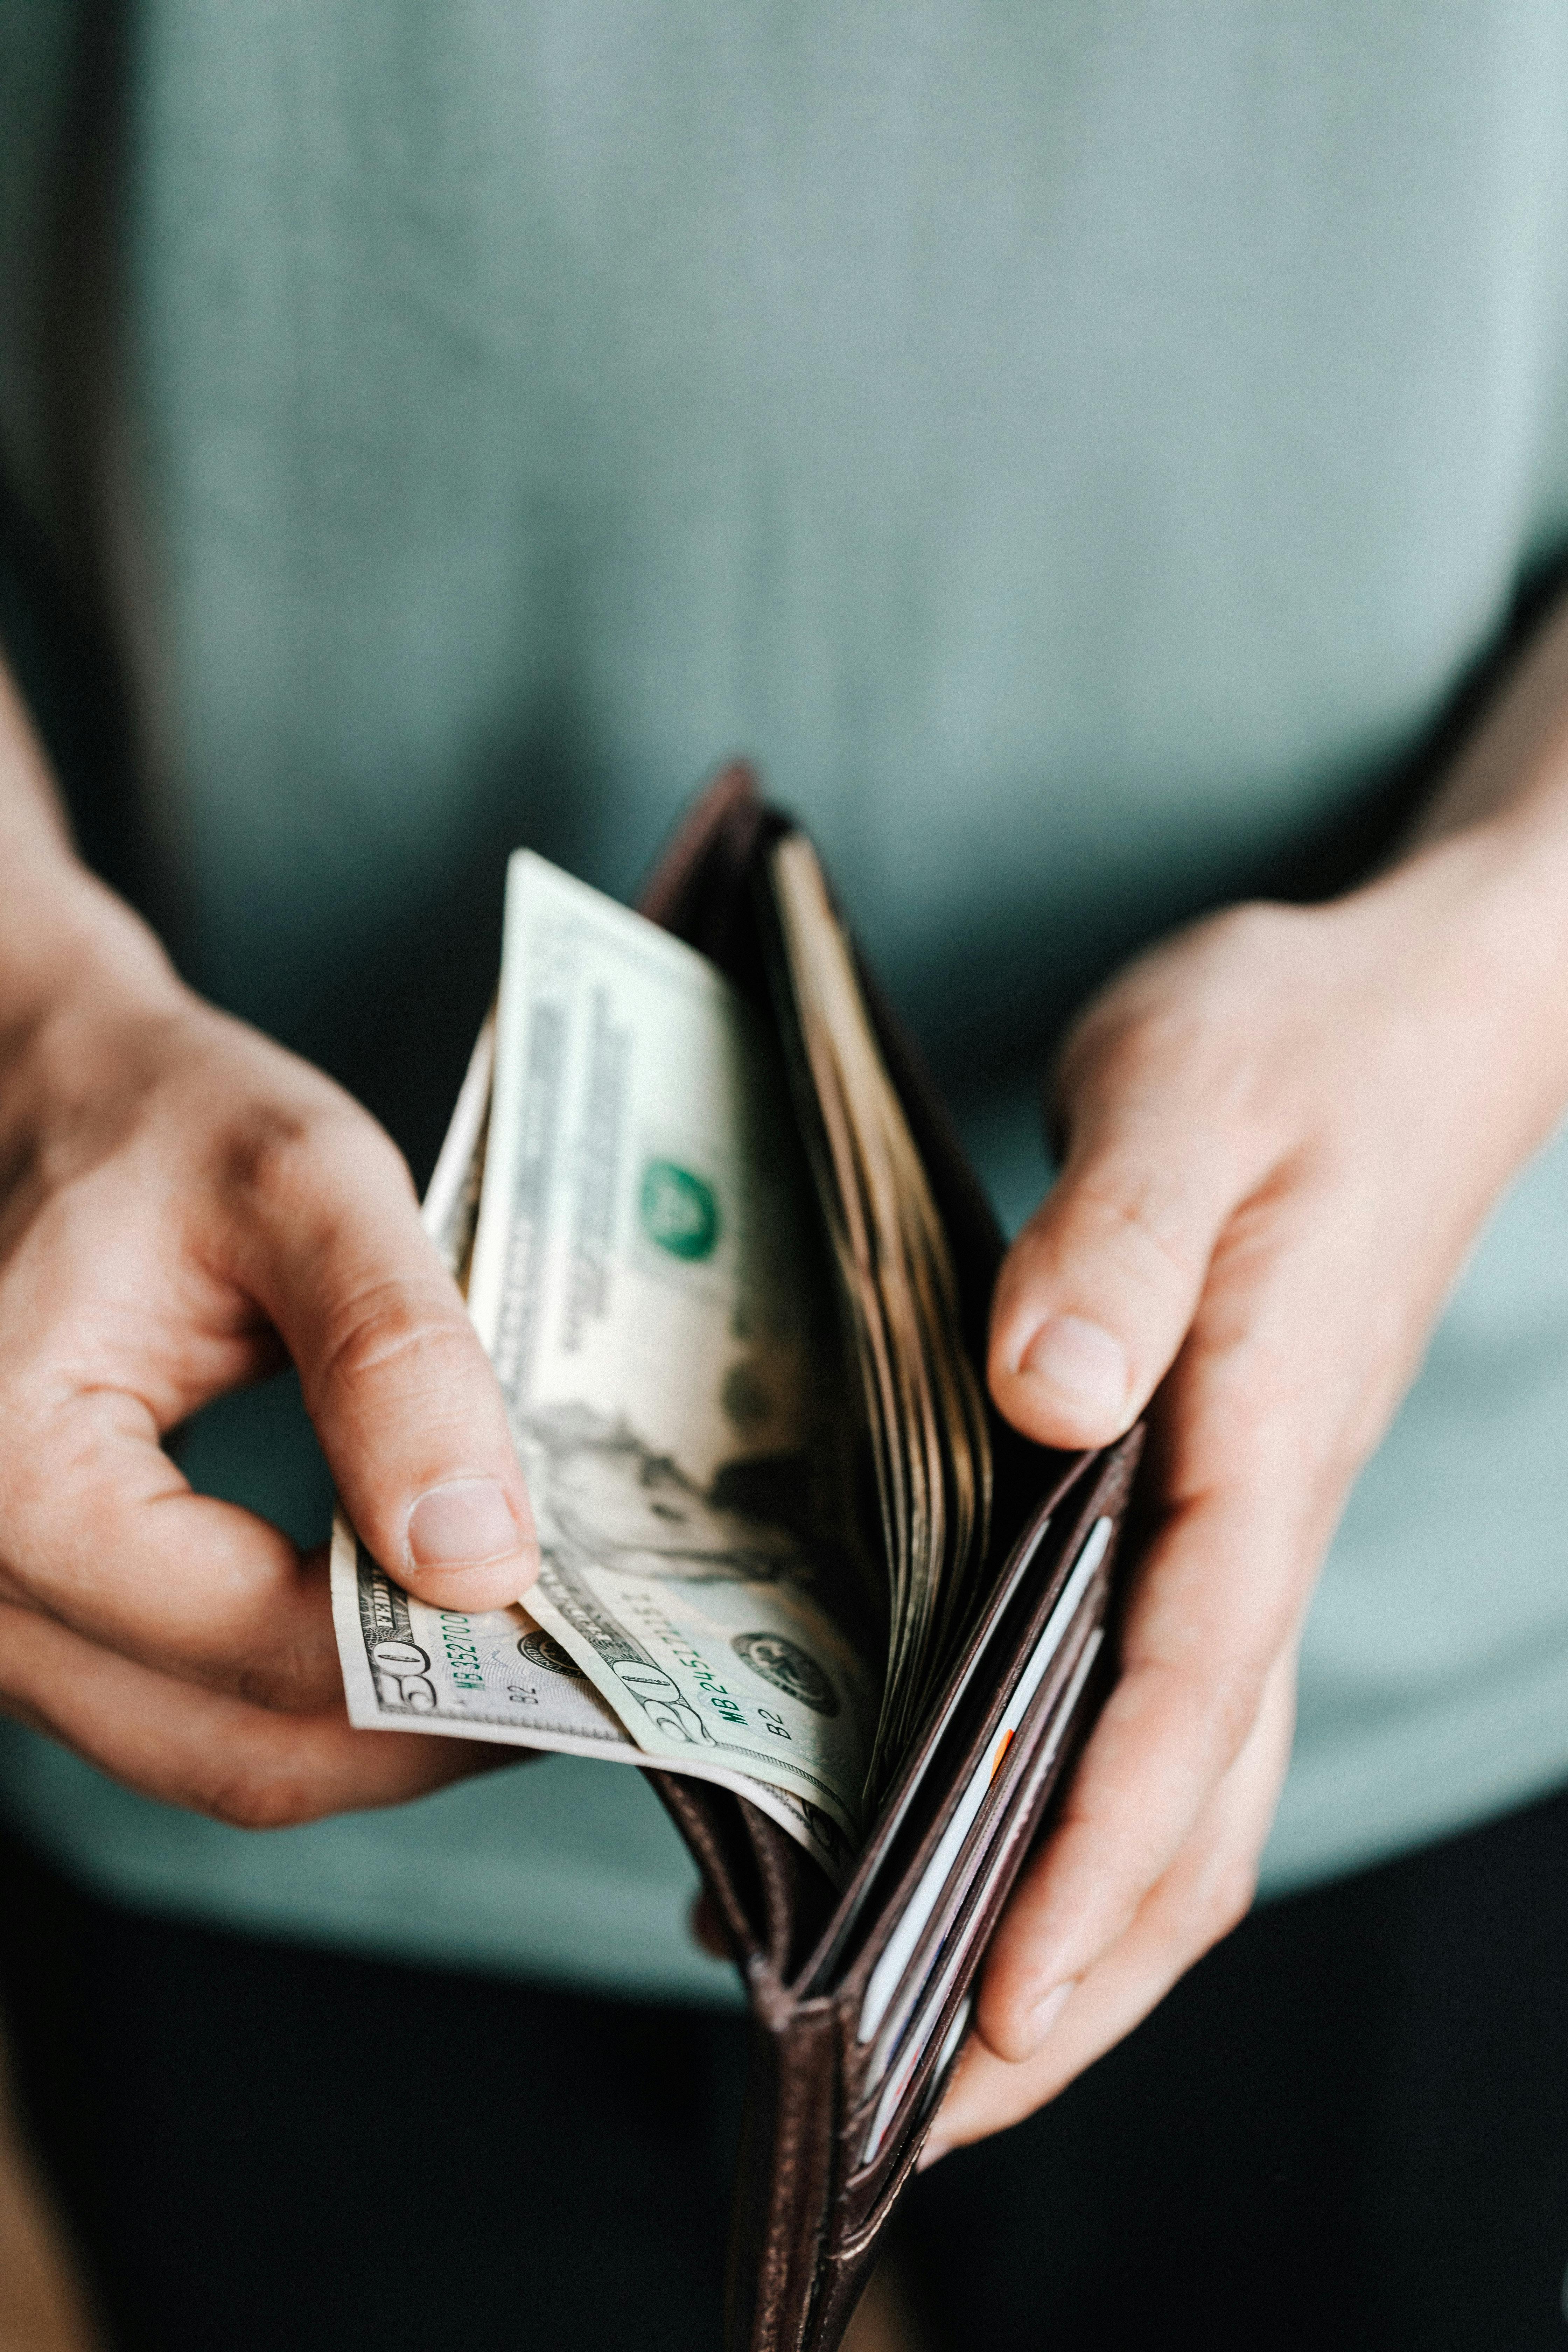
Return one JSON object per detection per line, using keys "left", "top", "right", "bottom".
{"left": 4, "top": 0, "right": 1568, "bottom": 1996}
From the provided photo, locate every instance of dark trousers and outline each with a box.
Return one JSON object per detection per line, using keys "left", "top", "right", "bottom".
{"left": 5, "top": 1780, "right": 1568, "bottom": 2352}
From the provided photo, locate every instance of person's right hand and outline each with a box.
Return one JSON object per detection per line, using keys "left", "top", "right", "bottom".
{"left": 0, "top": 866, "right": 537, "bottom": 1827}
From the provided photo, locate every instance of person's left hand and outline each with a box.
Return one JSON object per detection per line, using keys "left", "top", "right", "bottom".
{"left": 922, "top": 821, "right": 1568, "bottom": 2161}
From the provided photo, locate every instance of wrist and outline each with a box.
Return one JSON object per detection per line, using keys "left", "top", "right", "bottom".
{"left": 1359, "top": 814, "right": 1568, "bottom": 1151}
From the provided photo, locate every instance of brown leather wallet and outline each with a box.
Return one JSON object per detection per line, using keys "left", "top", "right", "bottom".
{"left": 635, "top": 766, "right": 1143, "bottom": 2352}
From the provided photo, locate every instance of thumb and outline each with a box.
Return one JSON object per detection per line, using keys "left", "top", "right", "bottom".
{"left": 988, "top": 1086, "right": 1250, "bottom": 1450}
{"left": 241, "top": 1114, "right": 537, "bottom": 1611}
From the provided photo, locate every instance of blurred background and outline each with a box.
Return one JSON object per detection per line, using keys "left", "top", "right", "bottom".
{"left": 0, "top": 2025, "right": 923, "bottom": 2352}
{"left": 0, "top": 2029, "right": 99, "bottom": 2352}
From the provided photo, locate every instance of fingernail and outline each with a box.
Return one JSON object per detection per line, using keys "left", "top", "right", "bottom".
{"left": 406, "top": 1478, "right": 524, "bottom": 1573}
{"left": 1019, "top": 1315, "right": 1127, "bottom": 1423}
{"left": 1022, "top": 1978, "right": 1077, "bottom": 2050}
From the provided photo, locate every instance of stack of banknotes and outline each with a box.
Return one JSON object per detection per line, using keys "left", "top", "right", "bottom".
{"left": 331, "top": 844, "right": 990, "bottom": 1884}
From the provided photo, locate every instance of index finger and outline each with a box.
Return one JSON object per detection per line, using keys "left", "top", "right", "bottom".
{"left": 223, "top": 1107, "right": 538, "bottom": 1612}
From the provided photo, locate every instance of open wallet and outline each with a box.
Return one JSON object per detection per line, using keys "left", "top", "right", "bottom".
{"left": 634, "top": 766, "right": 1143, "bottom": 2352}
{"left": 332, "top": 761, "right": 1144, "bottom": 2352}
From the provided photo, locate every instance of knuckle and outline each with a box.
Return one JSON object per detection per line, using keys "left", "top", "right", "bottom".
{"left": 220, "top": 1103, "right": 318, "bottom": 1203}
{"left": 219, "top": 1098, "right": 404, "bottom": 1220}
{"left": 0, "top": 1409, "right": 74, "bottom": 1602}
{"left": 1070, "top": 1167, "right": 1206, "bottom": 1298}
{"left": 1203, "top": 898, "right": 1305, "bottom": 968}
{"left": 0, "top": 1507, "right": 34, "bottom": 1607}
{"left": 0, "top": 1599, "right": 45, "bottom": 1709}
{"left": 198, "top": 1760, "right": 327, "bottom": 1833}
{"left": 1198, "top": 1665, "right": 1267, "bottom": 1770}
{"left": 233, "top": 1645, "right": 336, "bottom": 1716}
{"left": 1059, "top": 898, "right": 1309, "bottom": 1138}
{"left": 1123, "top": 1652, "right": 1267, "bottom": 1782}
{"left": 1193, "top": 1856, "right": 1258, "bottom": 1948}
{"left": 222, "top": 1100, "right": 338, "bottom": 1204}
{"left": 313, "top": 1278, "right": 471, "bottom": 1404}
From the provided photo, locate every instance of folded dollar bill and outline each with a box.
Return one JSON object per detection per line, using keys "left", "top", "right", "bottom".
{"left": 332, "top": 836, "right": 989, "bottom": 1876}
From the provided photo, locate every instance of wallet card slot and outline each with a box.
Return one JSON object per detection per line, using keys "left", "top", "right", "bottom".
{"left": 820, "top": 1434, "right": 1137, "bottom": 2016}
{"left": 860, "top": 1966, "right": 968, "bottom": 2164}
{"left": 798, "top": 1452, "right": 1109, "bottom": 2001}
{"left": 803, "top": 1513, "right": 1048, "bottom": 1981}
{"left": 857, "top": 1517, "right": 1112, "bottom": 2045}
{"left": 810, "top": 1984, "right": 968, "bottom": 2318}
{"left": 855, "top": 1613, "right": 1104, "bottom": 2108}
{"left": 846, "top": 1623, "right": 1104, "bottom": 2191}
